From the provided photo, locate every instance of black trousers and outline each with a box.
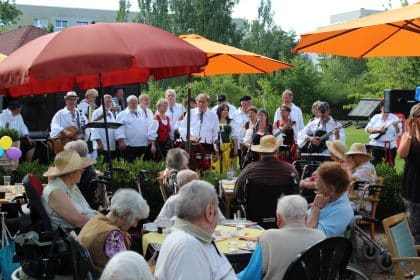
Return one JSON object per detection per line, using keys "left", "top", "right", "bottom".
{"left": 371, "top": 146, "right": 397, "bottom": 165}
{"left": 98, "top": 150, "right": 117, "bottom": 162}
{"left": 124, "top": 146, "right": 148, "bottom": 162}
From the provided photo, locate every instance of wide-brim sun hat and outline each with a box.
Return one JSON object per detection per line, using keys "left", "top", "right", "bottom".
{"left": 64, "top": 91, "right": 79, "bottom": 99}
{"left": 251, "top": 135, "right": 280, "bottom": 153}
{"left": 43, "top": 150, "right": 96, "bottom": 177}
{"left": 345, "top": 143, "right": 373, "bottom": 159}
{"left": 326, "top": 140, "right": 347, "bottom": 160}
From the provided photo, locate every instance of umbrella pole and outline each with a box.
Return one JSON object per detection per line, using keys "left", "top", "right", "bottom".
{"left": 186, "top": 75, "right": 192, "bottom": 154}
{"left": 98, "top": 73, "right": 113, "bottom": 175}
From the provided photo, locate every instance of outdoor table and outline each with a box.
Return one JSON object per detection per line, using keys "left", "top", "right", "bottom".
{"left": 0, "top": 185, "right": 25, "bottom": 205}
{"left": 142, "top": 224, "right": 263, "bottom": 266}
{"left": 220, "top": 179, "right": 236, "bottom": 219}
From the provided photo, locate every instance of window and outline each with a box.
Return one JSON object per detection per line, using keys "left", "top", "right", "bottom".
{"left": 55, "top": 20, "right": 68, "bottom": 31}
{"left": 75, "top": 21, "right": 89, "bottom": 26}
{"left": 33, "top": 18, "right": 48, "bottom": 28}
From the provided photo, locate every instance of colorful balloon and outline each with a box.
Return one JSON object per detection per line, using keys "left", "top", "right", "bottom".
{"left": 6, "top": 147, "right": 22, "bottom": 160}
{"left": 0, "top": 136, "right": 13, "bottom": 150}
{"left": 0, "top": 148, "right": 4, "bottom": 158}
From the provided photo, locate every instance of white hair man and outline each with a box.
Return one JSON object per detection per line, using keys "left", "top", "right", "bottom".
{"left": 91, "top": 94, "right": 118, "bottom": 161}
{"left": 115, "top": 95, "right": 157, "bottom": 162}
{"left": 155, "top": 180, "right": 236, "bottom": 280}
{"left": 100, "top": 251, "right": 153, "bottom": 280}
{"left": 164, "top": 89, "right": 185, "bottom": 139}
{"left": 238, "top": 195, "right": 326, "bottom": 280}
{"left": 273, "top": 89, "right": 304, "bottom": 132}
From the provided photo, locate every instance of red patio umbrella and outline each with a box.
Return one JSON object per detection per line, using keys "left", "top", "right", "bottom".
{"left": 0, "top": 22, "right": 207, "bottom": 97}
{"left": 0, "top": 22, "right": 207, "bottom": 170}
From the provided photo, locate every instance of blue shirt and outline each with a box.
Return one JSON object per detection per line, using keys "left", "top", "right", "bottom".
{"left": 310, "top": 192, "right": 354, "bottom": 237}
{"left": 237, "top": 243, "right": 263, "bottom": 280}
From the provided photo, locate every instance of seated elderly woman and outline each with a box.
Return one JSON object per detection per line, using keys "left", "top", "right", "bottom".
{"left": 159, "top": 148, "right": 189, "bottom": 199}
{"left": 64, "top": 140, "right": 99, "bottom": 209}
{"left": 42, "top": 150, "right": 97, "bottom": 230}
{"left": 345, "top": 143, "right": 377, "bottom": 184}
{"left": 79, "top": 188, "right": 149, "bottom": 273}
{"left": 307, "top": 161, "right": 354, "bottom": 237}
{"left": 100, "top": 251, "right": 153, "bottom": 280}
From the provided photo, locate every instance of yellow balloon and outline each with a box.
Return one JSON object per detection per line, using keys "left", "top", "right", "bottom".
{"left": 0, "top": 136, "right": 13, "bottom": 150}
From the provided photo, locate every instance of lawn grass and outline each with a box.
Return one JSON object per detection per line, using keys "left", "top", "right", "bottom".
{"left": 344, "top": 124, "right": 404, "bottom": 173}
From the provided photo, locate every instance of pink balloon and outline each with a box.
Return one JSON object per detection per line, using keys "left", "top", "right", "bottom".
{"left": 6, "top": 147, "right": 22, "bottom": 160}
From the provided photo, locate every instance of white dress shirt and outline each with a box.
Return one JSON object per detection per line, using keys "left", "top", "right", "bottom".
{"left": 90, "top": 106, "right": 117, "bottom": 151}
{"left": 231, "top": 108, "right": 249, "bottom": 147}
{"left": 297, "top": 116, "right": 346, "bottom": 155}
{"left": 274, "top": 103, "right": 305, "bottom": 133}
{"left": 179, "top": 108, "right": 219, "bottom": 144}
{"left": 115, "top": 108, "right": 157, "bottom": 147}
{"left": 0, "top": 109, "right": 29, "bottom": 137}
{"left": 165, "top": 103, "right": 185, "bottom": 138}
{"left": 50, "top": 107, "right": 88, "bottom": 138}
{"left": 365, "top": 113, "right": 402, "bottom": 149}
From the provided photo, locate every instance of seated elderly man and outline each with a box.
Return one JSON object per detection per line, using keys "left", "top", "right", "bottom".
{"left": 155, "top": 180, "right": 236, "bottom": 280}
{"left": 238, "top": 195, "right": 326, "bottom": 279}
{"left": 155, "top": 169, "right": 225, "bottom": 222}
{"left": 79, "top": 188, "right": 150, "bottom": 273}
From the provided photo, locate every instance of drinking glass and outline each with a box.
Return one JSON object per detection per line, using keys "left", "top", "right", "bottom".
{"left": 226, "top": 171, "right": 234, "bottom": 181}
{"left": 3, "top": 175, "right": 11, "bottom": 186}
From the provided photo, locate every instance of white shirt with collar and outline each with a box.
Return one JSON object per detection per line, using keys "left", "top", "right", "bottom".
{"left": 155, "top": 218, "right": 237, "bottom": 280}
{"left": 365, "top": 113, "right": 402, "bottom": 149}
{"left": 165, "top": 103, "right": 185, "bottom": 137}
{"left": 90, "top": 106, "right": 117, "bottom": 151}
{"left": 0, "top": 109, "right": 29, "bottom": 137}
{"left": 297, "top": 116, "right": 346, "bottom": 154}
{"left": 115, "top": 108, "right": 157, "bottom": 147}
{"left": 274, "top": 103, "right": 305, "bottom": 133}
{"left": 231, "top": 108, "right": 249, "bottom": 147}
{"left": 50, "top": 107, "right": 88, "bottom": 138}
{"left": 179, "top": 108, "right": 219, "bottom": 144}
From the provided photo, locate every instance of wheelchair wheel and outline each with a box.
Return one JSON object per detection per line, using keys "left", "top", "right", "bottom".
{"left": 362, "top": 243, "right": 377, "bottom": 260}
{"left": 376, "top": 253, "right": 393, "bottom": 272}
{"left": 342, "top": 263, "right": 371, "bottom": 280}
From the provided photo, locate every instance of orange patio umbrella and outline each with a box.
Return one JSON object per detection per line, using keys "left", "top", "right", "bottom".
{"left": 293, "top": 3, "right": 420, "bottom": 58}
{"left": 180, "top": 34, "right": 294, "bottom": 76}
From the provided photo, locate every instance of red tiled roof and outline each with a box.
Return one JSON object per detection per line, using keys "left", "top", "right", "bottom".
{"left": 0, "top": 25, "right": 48, "bottom": 55}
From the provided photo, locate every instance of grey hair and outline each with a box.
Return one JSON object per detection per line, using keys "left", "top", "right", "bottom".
{"left": 85, "top": 88, "right": 98, "bottom": 98}
{"left": 282, "top": 89, "right": 293, "bottom": 98}
{"left": 139, "top": 93, "right": 150, "bottom": 102}
{"left": 176, "top": 169, "right": 199, "bottom": 189}
{"left": 104, "top": 94, "right": 112, "bottom": 100}
{"left": 156, "top": 98, "right": 169, "bottom": 108}
{"left": 166, "top": 148, "right": 189, "bottom": 170}
{"left": 110, "top": 189, "right": 150, "bottom": 225}
{"left": 312, "top": 100, "right": 322, "bottom": 110}
{"left": 276, "top": 195, "right": 308, "bottom": 224}
{"left": 100, "top": 251, "right": 153, "bottom": 280}
{"left": 64, "top": 140, "right": 89, "bottom": 157}
{"left": 165, "top": 88, "right": 176, "bottom": 98}
{"left": 175, "top": 180, "right": 218, "bottom": 222}
{"left": 126, "top": 95, "right": 138, "bottom": 103}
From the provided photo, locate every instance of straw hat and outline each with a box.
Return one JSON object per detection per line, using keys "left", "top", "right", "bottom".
{"left": 251, "top": 135, "right": 280, "bottom": 153}
{"left": 326, "top": 140, "right": 347, "bottom": 160}
{"left": 43, "top": 150, "right": 96, "bottom": 177}
{"left": 345, "top": 143, "right": 372, "bottom": 159}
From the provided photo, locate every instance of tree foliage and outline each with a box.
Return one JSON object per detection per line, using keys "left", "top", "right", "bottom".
{"left": 0, "top": 0, "right": 21, "bottom": 26}
{"left": 116, "top": 0, "right": 131, "bottom": 22}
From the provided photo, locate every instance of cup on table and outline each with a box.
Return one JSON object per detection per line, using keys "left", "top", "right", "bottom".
{"left": 226, "top": 172, "right": 234, "bottom": 181}
{"left": 3, "top": 175, "right": 11, "bottom": 186}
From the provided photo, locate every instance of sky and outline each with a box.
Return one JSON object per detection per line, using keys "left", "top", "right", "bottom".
{"left": 14, "top": 0, "right": 417, "bottom": 35}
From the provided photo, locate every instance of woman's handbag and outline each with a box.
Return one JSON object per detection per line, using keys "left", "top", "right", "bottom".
{"left": 0, "top": 212, "right": 20, "bottom": 280}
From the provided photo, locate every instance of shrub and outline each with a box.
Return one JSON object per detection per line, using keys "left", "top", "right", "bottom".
{"left": 375, "top": 161, "right": 405, "bottom": 221}
{"left": 0, "top": 127, "right": 20, "bottom": 142}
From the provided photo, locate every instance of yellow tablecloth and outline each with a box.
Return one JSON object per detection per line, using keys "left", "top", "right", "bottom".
{"left": 142, "top": 225, "right": 264, "bottom": 255}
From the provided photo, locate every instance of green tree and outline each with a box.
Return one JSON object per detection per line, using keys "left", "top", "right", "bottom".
{"left": 0, "top": 0, "right": 21, "bottom": 26}
{"left": 116, "top": 0, "right": 131, "bottom": 22}
{"left": 135, "top": 0, "right": 171, "bottom": 30}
